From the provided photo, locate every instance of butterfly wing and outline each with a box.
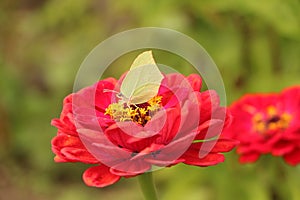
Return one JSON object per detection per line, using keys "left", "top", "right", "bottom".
{"left": 120, "top": 51, "right": 163, "bottom": 104}
{"left": 130, "top": 50, "right": 156, "bottom": 70}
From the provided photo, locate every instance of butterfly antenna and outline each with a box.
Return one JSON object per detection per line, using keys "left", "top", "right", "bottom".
{"left": 103, "top": 89, "right": 119, "bottom": 94}
{"left": 131, "top": 103, "right": 138, "bottom": 108}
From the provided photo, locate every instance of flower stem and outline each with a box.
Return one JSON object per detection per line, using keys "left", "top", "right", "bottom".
{"left": 138, "top": 172, "right": 158, "bottom": 200}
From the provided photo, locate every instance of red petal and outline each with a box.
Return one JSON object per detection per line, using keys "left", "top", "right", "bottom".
{"left": 51, "top": 134, "right": 98, "bottom": 164}
{"left": 271, "top": 141, "right": 295, "bottom": 156}
{"left": 191, "top": 138, "right": 238, "bottom": 154}
{"left": 63, "top": 94, "right": 73, "bottom": 104}
{"left": 283, "top": 148, "right": 300, "bottom": 166}
{"left": 152, "top": 108, "right": 181, "bottom": 144}
{"left": 52, "top": 134, "right": 83, "bottom": 148}
{"left": 195, "top": 119, "right": 227, "bottom": 140}
{"left": 83, "top": 165, "right": 120, "bottom": 187}
{"left": 110, "top": 159, "right": 151, "bottom": 176}
{"left": 181, "top": 143, "right": 225, "bottom": 166}
{"left": 145, "top": 132, "right": 197, "bottom": 166}
{"left": 239, "top": 152, "right": 260, "bottom": 163}
{"left": 102, "top": 77, "right": 118, "bottom": 85}
{"left": 199, "top": 90, "right": 220, "bottom": 111}
{"left": 236, "top": 142, "right": 270, "bottom": 154}
{"left": 51, "top": 118, "right": 77, "bottom": 136}
{"left": 183, "top": 153, "right": 225, "bottom": 166}
{"left": 187, "top": 74, "right": 202, "bottom": 91}
{"left": 281, "top": 86, "right": 300, "bottom": 113}
{"left": 54, "top": 155, "right": 68, "bottom": 162}
{"left": 60, "top": 147, "right": 99, "bottom": 164}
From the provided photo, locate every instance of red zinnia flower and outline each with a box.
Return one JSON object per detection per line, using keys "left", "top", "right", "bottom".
{"left": 51, "top": 73, "right": 237, "bottom": 187}
{"left": 223, "top": 86, "right": 300, "bottom": 165}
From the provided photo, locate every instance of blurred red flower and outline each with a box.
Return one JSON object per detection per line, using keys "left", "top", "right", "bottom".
{"left": 51, "top": 73, "right": 237, "bottom": 187}
{"left": 223, "top": 86, "right": 300, "bottom": 165}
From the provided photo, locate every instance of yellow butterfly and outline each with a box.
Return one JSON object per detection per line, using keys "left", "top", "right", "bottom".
{"left": 118, "top": 50, "right": 164, "bottom": 105}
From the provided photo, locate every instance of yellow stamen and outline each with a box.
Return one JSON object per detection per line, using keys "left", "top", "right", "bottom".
{"left": 267, "top": 106, "right": 277, "bottom": 116}
{"left": 252, "top": 106, "right": 292, "bottom": 134}
{"left": 268, "top": 122, "right": 277, "bottom": 131}
{"left": 105, "top": 96, "right": 162, "bottom": 126}
{"left": 255, "top": 122, "right": 266, "bottom": 132}
{"left": 252, "top": 113, "right": 263, "bottom": 123}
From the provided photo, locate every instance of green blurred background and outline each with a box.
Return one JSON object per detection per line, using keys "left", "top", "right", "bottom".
{"left": 0, "top": 0, "right": 300, "bottom": 199}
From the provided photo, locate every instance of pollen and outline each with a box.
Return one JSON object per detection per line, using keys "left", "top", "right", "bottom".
{"left": 267, "top": 106, "right": 277, "bottom": 116}
{"left": 252, "top": 106, "right": 292, "bottom": 135}
{"left": 105, "top": 96, "right": 162, "bottom": 126}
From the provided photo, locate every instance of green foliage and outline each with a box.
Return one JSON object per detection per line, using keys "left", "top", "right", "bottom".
{"left": 0, "top": 0, "right": 299, "bottom": 199}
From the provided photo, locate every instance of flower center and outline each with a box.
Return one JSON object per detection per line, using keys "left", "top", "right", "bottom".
{"left": 105, "top": 96, "right": 162, "bottom": 126}
{"left": 252, "top": 106, "right": 292, "bottom": 134}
